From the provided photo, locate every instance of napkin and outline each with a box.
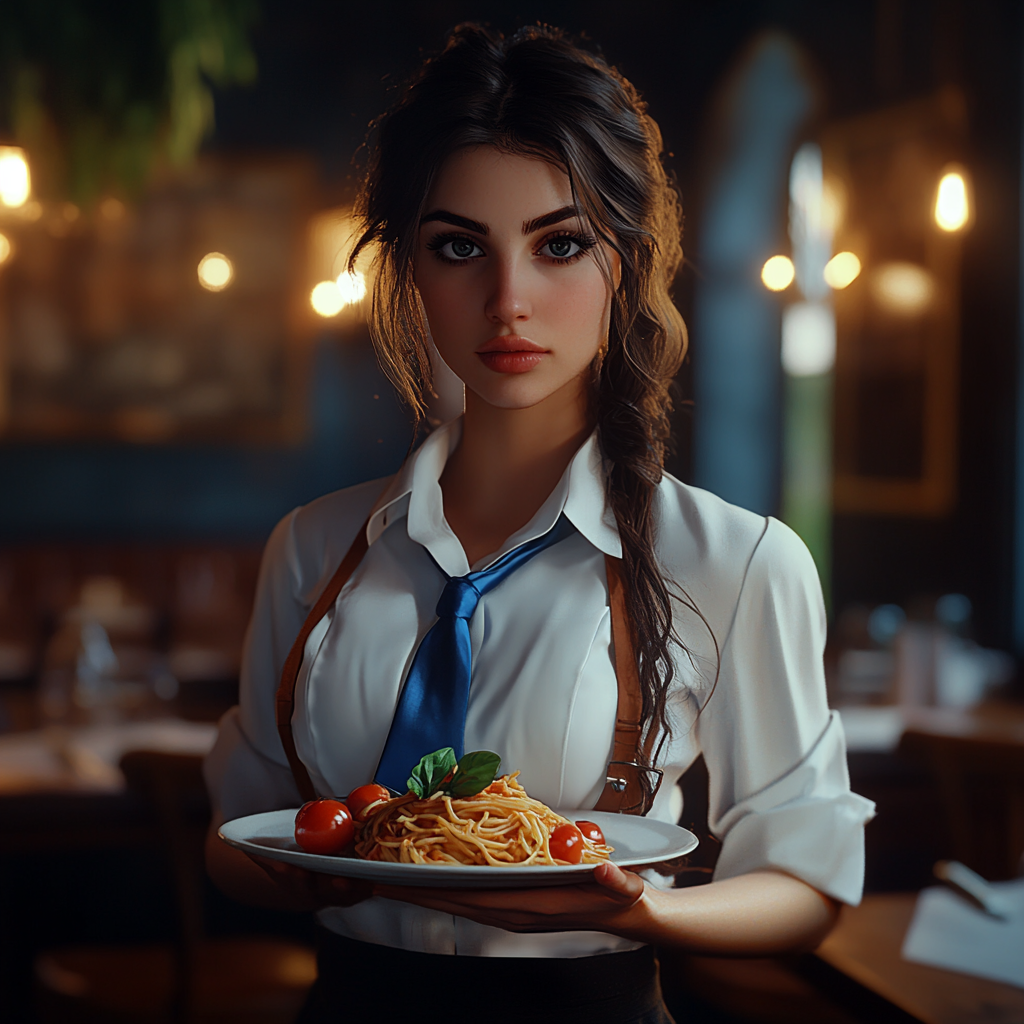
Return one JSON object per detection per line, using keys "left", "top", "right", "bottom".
{"left": 902, "top": 878, "right": 1024, "bottom": 988}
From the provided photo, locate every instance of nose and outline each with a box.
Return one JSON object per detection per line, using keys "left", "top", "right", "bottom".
{"left": 484, "top": 256, "right": 531, "bottom": 326}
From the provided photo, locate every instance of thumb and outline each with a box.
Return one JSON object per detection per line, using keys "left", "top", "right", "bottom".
{"left": 592, "top": 862, "right": 645, "bottom": 902}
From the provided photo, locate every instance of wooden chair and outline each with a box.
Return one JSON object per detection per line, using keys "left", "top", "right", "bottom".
{"left": 34, "top": 751, "right": 316, "bottom": 1024}
{"left": 896, "top": 728, "right": 1024, "bottom": 881}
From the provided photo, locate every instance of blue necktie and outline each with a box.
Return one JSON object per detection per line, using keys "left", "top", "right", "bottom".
{"left": 374, "top": 515, "right": 576, "bottom": 793}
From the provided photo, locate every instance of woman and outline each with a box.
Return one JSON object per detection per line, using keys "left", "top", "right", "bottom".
{"left": 205, "top": 24, "right": 873, "bottom": 1024}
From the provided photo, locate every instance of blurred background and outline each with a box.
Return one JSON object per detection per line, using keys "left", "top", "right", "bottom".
{"left": 1, "top": 1, "right": 1022, "bottom": 1022}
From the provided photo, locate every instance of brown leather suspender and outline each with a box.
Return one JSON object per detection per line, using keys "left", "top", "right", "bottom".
{"left": 275, "top": 521, "right": 370, "bottom": 804}
{"left": 595, "top": 556, "right": 661, "bottom": 814}
{"left": 274, "top": 520, "right": 662, "bottom": 814}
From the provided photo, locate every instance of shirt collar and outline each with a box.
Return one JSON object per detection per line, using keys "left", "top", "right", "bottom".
{"left": 365, "top": 416, "right": 621, "bottom": 576}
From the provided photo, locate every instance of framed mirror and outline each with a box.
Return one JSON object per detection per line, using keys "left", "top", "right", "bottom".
{"left": 823, "top": 90, "right": 967, "bottom": 516}
{"left": 0, "top": 156, "right": 321, "bottom": 444}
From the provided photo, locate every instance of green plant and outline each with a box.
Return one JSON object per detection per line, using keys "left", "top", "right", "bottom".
{"left": 0, "top": 0, "right": 258, "bottom": 206}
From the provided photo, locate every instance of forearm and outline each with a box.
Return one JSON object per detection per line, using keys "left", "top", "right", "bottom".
{"left": 636, "top": 870, "right": 840, "bottom": 955}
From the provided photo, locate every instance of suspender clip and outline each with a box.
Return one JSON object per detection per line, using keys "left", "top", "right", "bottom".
{"left": 596, "top": 760, "right": 664, "bottom": 816}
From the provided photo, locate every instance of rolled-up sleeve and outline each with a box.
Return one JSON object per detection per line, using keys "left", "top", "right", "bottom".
{"left": 697, "top": 518, "right": 875, "bottom": 905}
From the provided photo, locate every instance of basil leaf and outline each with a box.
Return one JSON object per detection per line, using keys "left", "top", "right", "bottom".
{"left": 446, "top": 750, "right": 501, "bottom": 798}
{"left": 407, "top": 747, "right": 457, "bottom": 798}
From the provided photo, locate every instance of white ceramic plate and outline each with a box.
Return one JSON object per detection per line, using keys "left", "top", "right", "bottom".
{"left": 219, "top": 808, "right": 698, "bottom": 888}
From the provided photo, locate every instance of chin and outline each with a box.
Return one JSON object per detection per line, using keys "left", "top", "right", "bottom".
{"left": 464, "top": 374, "right": 574, "bottom": 411}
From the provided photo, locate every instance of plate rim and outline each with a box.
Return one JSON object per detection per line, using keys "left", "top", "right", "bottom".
{"left": 218, "top": 807, "right": 698, "bottom": 885}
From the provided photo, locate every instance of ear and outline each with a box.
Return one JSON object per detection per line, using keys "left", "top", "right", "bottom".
{"left": 606, "top": 245, "right": 623, "bottom": 291}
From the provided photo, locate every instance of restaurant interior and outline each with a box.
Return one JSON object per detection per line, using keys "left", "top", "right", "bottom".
{"left": 0, "top": 1, "right": 1022, "bottom": 1022}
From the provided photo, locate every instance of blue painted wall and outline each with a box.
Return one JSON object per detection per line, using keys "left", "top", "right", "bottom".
{"left": 693, "top": 34, "right": 815, "bottom": 517}
{"left": 0, "top": 335, "right": 412, "bottom": 543}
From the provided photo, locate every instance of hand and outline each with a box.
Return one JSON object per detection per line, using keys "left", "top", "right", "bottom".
{"left": 373, "top": 861, "right": 651, "bottom": 937}
{"left": 245, "top": 852, "right": 373, "bottom": 911}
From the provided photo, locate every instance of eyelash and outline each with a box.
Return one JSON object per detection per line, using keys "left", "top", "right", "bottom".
{"left": 425, "top": 230, "right": 598, "bottom": 265}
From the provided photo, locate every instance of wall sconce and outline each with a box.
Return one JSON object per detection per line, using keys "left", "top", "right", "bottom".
{"left": 934, "top": 165, "right": 971, "bottom": 233}
{"left": 761, "top": 255, "right": 795, "bottom": 291}
{"left": 0, "top": 146, "right": 30, "bottom": 209}
{"left": 197, "top": 252, "right": 234, "bottom": 292}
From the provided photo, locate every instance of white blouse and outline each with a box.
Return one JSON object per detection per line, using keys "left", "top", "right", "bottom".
{"left": 205, "top": 419, "right": 874, "bottom": 958}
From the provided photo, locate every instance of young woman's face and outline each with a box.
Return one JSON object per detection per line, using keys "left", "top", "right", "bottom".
{"left": 414, "top": 147, "right": 619, "bottom": 412}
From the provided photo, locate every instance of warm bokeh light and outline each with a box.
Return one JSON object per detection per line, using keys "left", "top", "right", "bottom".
{"left": 307, "top": 206, "right": 373, "bottom": 322}
{"left": 336, "top": 270, "right": 367, "bottom": 305}
{"left": 761, "top": 255, "right": 795, "bottom": 291}
{"left": 824, "top": 251, "right": 862, "bottom": 289}
{"left": 935, "top": 169, "right": 969, "bottom": 232}
{"left": 62, "top": 202, "right": 80, "bottom": 223}
{"left": 99, "top": 198, "right": 126, "bottom": 221}
{"left": 0, "top": 232, "right": 11, "bottom": 265}
{"left": 0, "top": 146, "right": 30, "bottom": 208}
{"left": 21, "top": 199, "right": 42, "bottom": 221}
{"left": 311, "top": 271, "right": 368, "bottom": 317}
{"left": 311, "top": 280, "right": 345, "bottom": 317}
{"left": 871, "top": 262, "right": 935, "bottom": 315}
{"left": 197, "top": 252, "right": 233, "bottom": 292}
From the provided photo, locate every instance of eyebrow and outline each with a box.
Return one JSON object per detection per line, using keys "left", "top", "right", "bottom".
{"left": 419, "top": 210, "right": 488, "bottom": 235}
{"left": 522, "top": 206, "right": 579, "bottom": 234}
{"left": 418, "top": 205, "right": 581, "bottom": 237}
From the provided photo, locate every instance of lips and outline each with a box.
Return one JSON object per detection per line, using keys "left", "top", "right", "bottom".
{"left": 476, "top": 335, "right": 548, "bottom": 374}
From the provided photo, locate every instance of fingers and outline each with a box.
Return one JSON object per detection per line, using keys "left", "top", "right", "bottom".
{"left": 322, "top": 876, "right": 374, "bottom": 907}
{"left": 373, "top": 876, "right": 645, "bottom": 927}
{"left": 304, "top": 870, "right": 372, "bottom": 907}
{"left": 372, "top": 887, "right": 562, "bottom": 931}
{"left": 374, "top": 879, "right": 624, "bottom": 909}
{"left": 243, "top": 853, "right": 372, "bottom": 908}
{"left": 248, "top": 853, "right": 298, "bottom": 883}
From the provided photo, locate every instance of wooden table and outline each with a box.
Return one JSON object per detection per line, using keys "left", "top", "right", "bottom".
{"left": 808, "top": 893, "right": 1024, "bottom": 1024}
{"left": 900, "top": 703, "right": 1024, "bottom": 745}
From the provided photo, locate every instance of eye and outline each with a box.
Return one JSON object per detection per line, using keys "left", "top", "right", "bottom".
{"left": 539, "top": 237, "right": 582, "bottom": 260}
{"left": 430, "top": 236, "right": 485, "bottom": 261}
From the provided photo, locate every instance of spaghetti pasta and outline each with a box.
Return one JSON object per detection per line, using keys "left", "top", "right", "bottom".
{"left": 354, "top": 772, "right": 614, "bottom": 866}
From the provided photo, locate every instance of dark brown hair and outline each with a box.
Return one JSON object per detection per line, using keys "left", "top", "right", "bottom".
{"left": 351, "top": 24, "right": 687, "bottom": 762}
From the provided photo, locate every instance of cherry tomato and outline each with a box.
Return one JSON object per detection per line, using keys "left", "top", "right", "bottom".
{"left": 575, "top": 820, "right": 605, "bottom": 845}
{"left": 549, "top": 823, "right": 585, "bottom": 864}
{"left": 294, "top": 798, "right": 355, "bottom": 855}
{"left": 347, "top": 783, "right": 392, "bottom": 823}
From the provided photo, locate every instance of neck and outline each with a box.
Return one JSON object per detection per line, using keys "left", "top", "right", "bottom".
{"left": 439, "top": 379, "right": 593, "bottom": 564}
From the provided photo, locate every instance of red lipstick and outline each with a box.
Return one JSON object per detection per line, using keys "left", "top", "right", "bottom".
{"left": 476, "top": 335, "right": 548, "bottom": 374}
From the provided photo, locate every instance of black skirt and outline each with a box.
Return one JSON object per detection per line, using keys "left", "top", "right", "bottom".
{"left": 297, "top": 929, "right": 677, "bottom": 1024}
